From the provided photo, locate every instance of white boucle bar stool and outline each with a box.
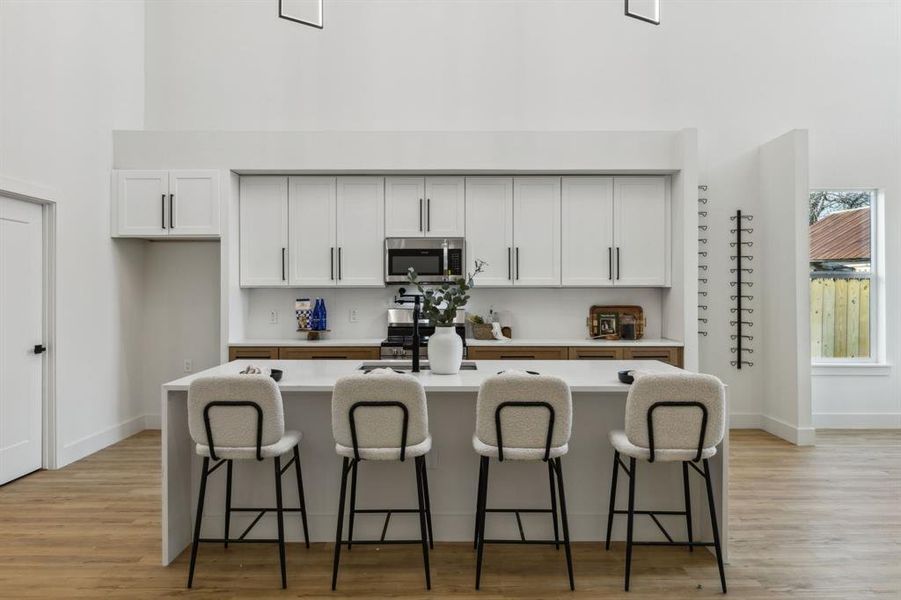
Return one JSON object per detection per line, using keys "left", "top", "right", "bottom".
{"left": 472, "top": 370, "right": 575, "bottom": 591}
{"left": 604, "top": 372, "right": 727, "bottom": 593}
{"left": 185, "top": 374, "right": 309, "bottom": 589}
{"left": 330, "top": 369, "right": 433, "bottom": 591}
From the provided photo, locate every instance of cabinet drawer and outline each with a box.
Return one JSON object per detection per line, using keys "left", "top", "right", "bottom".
{"left": 467, "top": 346, "right": 568, "bottom": 360}
{"left": 229, "top": 346, "right": 279, "bottom": 361}
{"left": 568, "top": 347, "right": 624, "bottom": 360}
{"left": 278, "top": 347, "right": 380, "bottom": 360}
{"left": 622, "top": 347, "right": 683, "bottom": 368}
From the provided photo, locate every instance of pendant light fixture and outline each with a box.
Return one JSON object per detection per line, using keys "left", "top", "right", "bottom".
{"left": 625, "top": 0, "right": 660, "bottom": 25}
{"left": 278, "top": 0, "right": 323, "bottom": 29}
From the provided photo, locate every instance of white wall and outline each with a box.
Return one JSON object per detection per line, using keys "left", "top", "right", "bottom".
{"left": 0, "top": 0, "right": 147, "bottom": 465}
{"left": 141, "top": 0, "right": 901, "bottom": 430}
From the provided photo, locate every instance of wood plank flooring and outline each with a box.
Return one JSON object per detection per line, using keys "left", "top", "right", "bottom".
{"left": 0, "top": 429, "right": 898, "bottom": 598}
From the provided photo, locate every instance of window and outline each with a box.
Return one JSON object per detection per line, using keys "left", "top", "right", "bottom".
{"left": 809, "top": 190, "right": 876, "bottom": 361}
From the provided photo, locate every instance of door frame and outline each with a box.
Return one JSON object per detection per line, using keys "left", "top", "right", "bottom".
{"left": 0, "top": 176, "right": 58, "bottom": 470}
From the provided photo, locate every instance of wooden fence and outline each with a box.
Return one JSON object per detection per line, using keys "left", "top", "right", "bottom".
{"left": 810, "top": 276, "right": 870, "bottom": 358}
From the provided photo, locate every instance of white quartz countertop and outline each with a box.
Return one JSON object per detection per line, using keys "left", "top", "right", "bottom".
{"left": 228, "top": 338, "right": 383, "bottom": 347}
{"left": 466, "top": 337, "right": 683, "bottom": 347}
{"left": 163, "top": 359, "right": 684, "bottom": 394}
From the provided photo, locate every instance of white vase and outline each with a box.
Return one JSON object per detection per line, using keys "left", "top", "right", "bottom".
{"left": 428, "top": 326, "right": 463, "bottom": 374}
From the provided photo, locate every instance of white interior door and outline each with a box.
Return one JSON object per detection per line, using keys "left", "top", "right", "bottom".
{"left": 169, "top": 170, "right": 220, "bottom": 237}
{"left": 336, "top": 177, "right": 385, "bottom": 287}
{"left": 0, "top": 196, "right": 43, "bottom": 485}
{"left": 562, "top": 177, "right": 615, "bottom": 286}
{"left": 465, "top": 177, "right": 514, "bottom": 286}
{"left": 289, "top": 177, "right": 337, "bottom": 286}
{"left": 613, "top": 177, "right": 670, "bottom": 286}
{"left": 424, "top": 177, "right": 465, "bottom": 237}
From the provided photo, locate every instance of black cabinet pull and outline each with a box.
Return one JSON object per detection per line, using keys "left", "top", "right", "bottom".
{"left": 608, "top": 247, "right": 613, "bottom": 281}
{"left": 515, "top": 247, "right": 520, "bottom": 280}
{"left": 426, "top": 198, "right": 431, "bottom": 231}
{"left": 330, "top": 247, "right": 335, "bottom": 280}
{"left": 338, "top": 247, "right": 342, "bottom": 280}
{"left": 507, "top": 247, "right": 512, "bottom": 280}
{"left": 281, "top": 247, "right": 286, "bottom": 281}
{"left": 169, "top": 193, "right": 175, "bottom": 229}
{"left": 419, "top": 198, "right": 423, "bottom": 231}
{"left": 616, "top": 247, "right": 621, "bottom": 280}
{"left": 161, "top": 194, "right": 166, "bottom": 229}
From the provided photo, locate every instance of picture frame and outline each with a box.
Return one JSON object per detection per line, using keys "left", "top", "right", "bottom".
{"left": 599, "top": 313, "right": 618, "bottom": 336}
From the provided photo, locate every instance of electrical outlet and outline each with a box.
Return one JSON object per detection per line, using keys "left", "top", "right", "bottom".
{"left": 183, "top": 359, "right": 193, "bottom": 373}
{"left": 269, "top": 310, "right": 279, "bottom": 324}
{"left": 349, "top": 308, "right": 359, "bottom": 323}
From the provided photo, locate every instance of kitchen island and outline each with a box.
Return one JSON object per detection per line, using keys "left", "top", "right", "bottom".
{"left": 161, "top": 360, "right": 727, "bottom": 565}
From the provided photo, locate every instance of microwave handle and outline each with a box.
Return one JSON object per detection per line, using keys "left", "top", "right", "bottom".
{"left": 443, "top": 242, "right": 448, "bottom": 280}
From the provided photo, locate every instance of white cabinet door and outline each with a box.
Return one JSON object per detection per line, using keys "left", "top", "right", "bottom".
{"left": 513, "top": 177, "right": 561, "bottom": 286}
{"left": 425, "top": 177, "right": 465, "bottom": 237}
{"left": 561, "top": 177, "right": 615, "bottom": 286}
{"left": 288, "top": 177, "right": 337, "bottom": 286}
{"left": 240, "top": 177, "right": 289, "bottom": 287}
{"left": 465, "top": 177, "right": 514, "bottom": 287}
{"left": 169, "top": 170, "right": 220, "bottom": 237}
{"left": 115, "top": 170, "right": 168, "bottom": 237}
{"left": 336, "top": 177, "right": 385, "bottom": 287}
{"left": 385, "top": 177, "right": 425, "bottom": 237}
{"left": 613, "top": 177, "right": 670, "bottom": 286}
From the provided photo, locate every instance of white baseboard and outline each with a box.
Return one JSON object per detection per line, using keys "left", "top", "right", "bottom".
{"left": 57, "top": 414, "right": 148, "bottom": 468}
{"left": 729, "top": 413, "right": 762, "bottom": 429}
{"left": 144, "top": 414, "right": 162, "bottom": 429}
{"left": 813, "top": 412, "right": 901, "bottom": 429}
{"left": 761, "top": 414, "right": 816, "bottom": 445}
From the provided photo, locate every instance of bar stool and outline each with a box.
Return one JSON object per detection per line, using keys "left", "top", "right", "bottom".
{"left": 604, "top": 372, "right": 727, "bottom": 593}
{"left": 330, "top": 369, "right": 433, "bottom": 591}
{"left": 185, "top": 374, "right": 310, "bottom": 589}
{"left": 472, "top": 370, "right": 574, "bottom": 591}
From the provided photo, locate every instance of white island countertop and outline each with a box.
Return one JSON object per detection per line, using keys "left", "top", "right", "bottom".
{"left": 466, "top": 337, "right": 683, "bottom": 347}
{"left": 163, "top": 358, "right": 684, "bottom": 394}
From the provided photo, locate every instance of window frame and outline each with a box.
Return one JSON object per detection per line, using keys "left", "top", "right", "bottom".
{"left": 809, "top": 188, "right": 879, "bottom": 365}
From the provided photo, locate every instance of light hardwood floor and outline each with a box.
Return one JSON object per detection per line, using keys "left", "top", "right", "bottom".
{"left": 0, "top": 430, "right": 898, "bottom": 598}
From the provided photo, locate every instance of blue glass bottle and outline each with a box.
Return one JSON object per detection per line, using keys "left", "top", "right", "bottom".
{"left": 311, "top": 298, "right": 321, "bottom": 331}
{"left": 320, "top": 298, "right": 327, "bottom": 330}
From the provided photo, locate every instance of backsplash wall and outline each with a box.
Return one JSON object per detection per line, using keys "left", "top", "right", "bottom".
{"left": 244, "top": 287, "right": 664, "bottom": 340}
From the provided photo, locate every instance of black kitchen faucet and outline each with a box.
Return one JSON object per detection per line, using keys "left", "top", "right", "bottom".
{"left": 394, "top": 288, "right": 423, "bottom": 373}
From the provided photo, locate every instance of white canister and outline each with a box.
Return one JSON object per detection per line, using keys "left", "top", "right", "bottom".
{"left": 428, "top": 326, "right": 463, "bottom": 374}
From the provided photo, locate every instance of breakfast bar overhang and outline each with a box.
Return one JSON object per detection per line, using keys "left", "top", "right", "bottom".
{"left": 161, "top": 359, "right": 728, "bottom": 566}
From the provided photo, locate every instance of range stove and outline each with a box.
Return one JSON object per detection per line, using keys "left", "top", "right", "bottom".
{"left": 379, "top": 308, "right": 467, "bottom": 359}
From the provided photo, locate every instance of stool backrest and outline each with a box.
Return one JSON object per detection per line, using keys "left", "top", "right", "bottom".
{"left": 625, "top": 372, "right": 726, "bottom": 461}
{"left": 331, "top": 369, "right": 429, "bottom": 461}
{"left": 188, "top": 375, "right": 285, "bottom": 459}
{"left": 475, "top": 371, "right": 572, "bottom": 460}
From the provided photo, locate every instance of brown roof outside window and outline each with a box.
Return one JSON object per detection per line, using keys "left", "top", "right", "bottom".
{"left": 809, "top": 207, "right": 870, "bottom": 262}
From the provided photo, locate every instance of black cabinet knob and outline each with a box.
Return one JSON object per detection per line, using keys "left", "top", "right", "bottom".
{"left": 34, "top": 344, "right": 46, "bottom": 354}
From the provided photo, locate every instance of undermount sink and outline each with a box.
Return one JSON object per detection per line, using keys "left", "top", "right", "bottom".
{"left": 359, "top": 361, "right": 478, "bottom": 372}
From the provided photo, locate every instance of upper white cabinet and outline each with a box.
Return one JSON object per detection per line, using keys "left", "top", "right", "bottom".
{"left": 466, "top": 177, "right": 560, "bottom": 287}
{"left": 336, "top": 177, "right": 385, "bottom": 286}
{"left": 288, "top": 177, "right": 337, "bottom": 287}
{"left": 613, "top": 177, "right": 670, "bottom": 286}
{"left": 112, "top": 170, "right": 219, "bottom": 238}
{"left": 513, "top": 177, "right": 561, "bottom": 286}
{"left": 385, "top": 176, "right": 464, "bottom": 238}
{"left": 240, "top": 177, "right": 289, "bottom": 287}
{"left": 466, "top": 177, "right": 514, "bottom": 286}
{"left": 561, "top": 177, "right": 615, "bottom": 286}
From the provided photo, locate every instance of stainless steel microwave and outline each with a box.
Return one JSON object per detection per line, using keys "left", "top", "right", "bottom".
{"left": 385, "top": 238, "right": 465, "bottom": 284}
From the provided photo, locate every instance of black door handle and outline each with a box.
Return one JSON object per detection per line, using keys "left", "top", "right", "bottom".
{"left": 338, "top": 247, "right": 342, "bottom": 280}
{"left": 169, "top": 193, "right": 175, "bottom": 229}
{"left": 608, "top": 247, "right": 613, "bottom": 281}
{"left": 419, "top": 198, "right": 423, "bottom": 232}
{"left": 426, "top": 198, "right": 431, "bottom": 232}
{"left": 616, "top": 247, "right": 621, "bottom": 280}
{"left": 161, "top": 194, "right": 166, "bottom": 229}
{"left": 281, "top": 247, "right": 286, "bottom": 281}
{"left": 34, "top": 344, "right": 46, "bottom": 354}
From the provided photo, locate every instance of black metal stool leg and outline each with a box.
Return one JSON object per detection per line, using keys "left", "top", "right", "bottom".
{"left": 187, "top": 457, "right": 210, "bottom": 588}
{"left": 682, "top": 461, "right": 694, "bottom": 553}
{"left": 273, "top": 456, "right": 287, "bottom": 589}
{"left": 420, "top": 458, "right": 434, "bottom": 550}
{"left": 475, "top": 456, "right": 489, "bottom": 590}
{"left": 473, "top": 457, "right": 486, "bottom": 549}
{"left": 414, "top": 456, "right": 432, "bottom": 590}
{"left": 347, "top": 459, "right": 358, "bottom": 550}
{"left": 332, "top": 457, "right": 351, "bottom": 591}
{"left": 292, "top": 445, "right": 310, "bottom": 548}
{"left": 703, "top": 459, "right": 727, "bottom": 594}
{"left": 224, "top": 459, "right": 233, "bottom": 549}
{"left": 605, "top": 450, "right": 620, "bottom": 550}
{"left": 548, "top": 460, "right": 560, "bottom": 550}
{"left": 553, "top": 458, "right": 575, "bottom": 591}
{"left": 624, "top": 457, "right": 637, "bottom": 592}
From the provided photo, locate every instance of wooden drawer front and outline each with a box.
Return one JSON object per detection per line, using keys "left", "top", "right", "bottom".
{"left": 278, "top": 347, "right": 380, "bottom": 360}
{"left": 467, "top": 346, "right": 568, "bottom": 360}
{"left": 568, "top": 347, "right": 624, "bottom": 360}
{"left": 229, "top": 346, "right": 279, "bottom": 361}
{"left": 622, "top": 347, "right": 683, "bottom": 367}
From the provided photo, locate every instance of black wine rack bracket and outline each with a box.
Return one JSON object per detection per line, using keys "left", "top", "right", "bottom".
{"left": 730, "top": 209, "right": 754, "bottom": 368}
